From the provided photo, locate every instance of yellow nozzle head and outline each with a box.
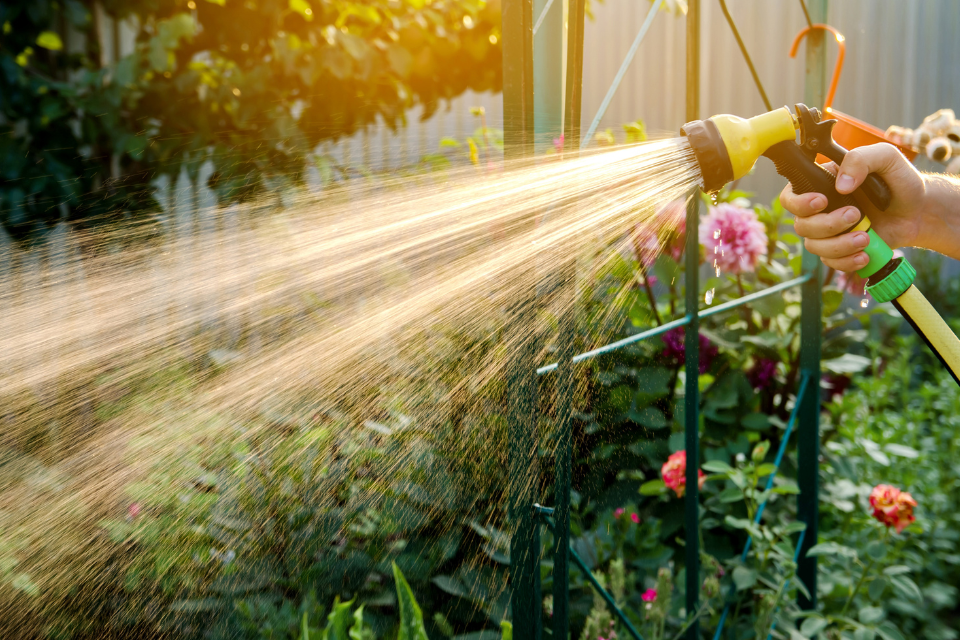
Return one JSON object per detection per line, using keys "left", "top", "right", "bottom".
{"left": 682, "top": 106, "right": 798, "bottom": 192}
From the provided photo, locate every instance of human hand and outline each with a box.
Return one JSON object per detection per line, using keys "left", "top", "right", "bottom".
{"left": 779, "top": 143, "right": 925, "bottom": 273}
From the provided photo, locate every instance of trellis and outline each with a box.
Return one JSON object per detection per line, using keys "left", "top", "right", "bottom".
{"left": 502, "top": 0, "right": 829, "bottom": 638}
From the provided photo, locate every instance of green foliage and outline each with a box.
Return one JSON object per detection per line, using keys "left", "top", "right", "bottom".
{"left": 0, "top": 0, "right": 501, "bottom": 239}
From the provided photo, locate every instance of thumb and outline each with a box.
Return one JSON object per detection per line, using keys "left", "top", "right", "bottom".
{"left": 834, "top": 143, "right": 906, "bottom": 194}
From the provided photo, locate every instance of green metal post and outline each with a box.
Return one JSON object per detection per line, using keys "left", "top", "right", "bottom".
{"left": 797, "top": 0, "right": 827, "bottom": 611}
{"left": 503, "top": 0, "right": 540, "bottom": 634}
{"left": 683, "top": 2, "right": 700, "bottom": 637}
{"left": 552, "top": 1, "right": 586, "bottom": 637}
{"left": 533, "top": 0, "right": 562, "bottom": 152}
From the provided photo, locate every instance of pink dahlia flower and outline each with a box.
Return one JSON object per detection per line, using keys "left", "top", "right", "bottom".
{"left": 641, "top": 588, "right": 658, "bottom": 602}
{"left": 614, "top": 508, "right": 625, "bottom": 519}
{"left": 630, "top": 512, "right": 640, "bottom": 524}
{"left": 698, "top": 203, "right": 767, "bottom": 274}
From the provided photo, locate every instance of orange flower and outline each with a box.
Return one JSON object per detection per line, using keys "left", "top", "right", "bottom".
{"left": 661, "top": 451, "right": 707, "bottom": 498}
{"left": 869, "top": 484, "right": 917, "bottom": 534}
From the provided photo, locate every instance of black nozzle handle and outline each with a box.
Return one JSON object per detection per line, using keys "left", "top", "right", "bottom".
{"left": 814, "top": 137, "right": 893, "bottom": 212}
{"left": 793, "top": 104, "right": 892, "bottom": 212}
{"left": 762, "top": 141, "right": 862, "bottom": 233}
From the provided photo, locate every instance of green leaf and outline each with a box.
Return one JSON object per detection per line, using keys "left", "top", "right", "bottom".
{"left": 868, "top": 577, "right": 887, "bottom": 600}
{"left": 822, "top": 353, "right": 871, "bottom": 374}
{"left": 854, "top": 629, "right": 877, "bottom": 640}
{"left": 771, "top": 482, "right": 800, "bottom": 495}
{"left": 865, "top": 540, "right": 886, "bottom": 561}
{"left": 806, "top": 542, "right": 858, "bottom": 559}
{"left": 702, "top": 460, "right": 734, "bottom": 474}
{"left": 741, "top": 413, "right": 770, "bottom": 430}
{"left": 302, "top": 611, "right": 310, "bottom": 640}
{"left": 431, "top": 575, "right": 471, "bottom": 599}
{"left": 884, "top": 444, "right": 919, "bottom": 459}
{"left": 889, "top": 575, "right": 922, "bottom": 602}
{"left": 732, "top": 566, "right": 757, "bottom": 591}
{"left": 349, "top": 606, "right": 370, "bottom": 640}
{"left": 755, "top": 463, "right": 778, "bottom": 477}
{"left": 718, "top": 487, "right": 744, "bottom": 503}
{"left": 36, "top": 31, "right": 64, "bottom": 51}
{"left": 799, "top": 616, "right": 829, "bottom": 637}
{"left": 876, "top": 621, "right": 906, "bottom": 640}
{"left": 631, "top": 406, "right": 667, "bottom": 429}
{"left": 500, "top": 621, "right": 513, "bottom": 640}
{"left": 724, "top": 515, "right": 752, "bottom": 530}
{"left": 882, "top": 565, "right": 911, "bottom": 576}
{"left": 393, "top": 563, "right": 429, "bottom": 640}
{"left": 325, "top": 597, "right": 355, "bottom": 640}
{"left": 639, "top": 479, "right": 667, "bottom": 496}
{"left": 859, "top": 606, "right": 884, "bottom": 625}
{"left": 782, "top": 521, "right": 807, "bottom": 534}
{"left": 823, "top": 289, "right": 843, "bottom": 316}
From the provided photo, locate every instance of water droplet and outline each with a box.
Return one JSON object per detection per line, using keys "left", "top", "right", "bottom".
{"left": 705, "top": 288, "right": 715, "bottom": 305}
{"left": 714, "top": 246, "right": 718, "bottom": 254}
{"left": 715, "top": 267, "right": 720, "bottom": 277}
{"left": 860, "top": 298, "right": 869, "bottom": 308}
{"left": 714, "top": 229, "right": 720, "bottom": 239}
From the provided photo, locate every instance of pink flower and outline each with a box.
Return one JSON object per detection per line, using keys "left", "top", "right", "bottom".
{"left": 661, "top": 450, "right": 707, "bottom": 498}
{"left": 661, "top": 327, "right": 718, "bottom": 374}
{"left": 836, "top": 270, "right": 867, "bottom": 295}
{"left": 869, "top": 484, "right": 917, "bottom": 533}
{"left": 614, "top": 508, "right": 625, "bottom": 519}
{"left": 630, "top": 513, "right": 640, "bottom": 524}
{"left": 641, "top": 588, "right": 658, "bottom": 602}
{"left": 837, "top": 249, "right": 904, "bottom": 295}
{"left": 655, "top": 200, "right": 688, "bottom": 262}
{"left": 127, "top": 502, "right": 141, "bottom": 520}
{"left": 698, "top": 203, "right": 767, "bottom": 274}
{"left": 631, "top": 223, "right": 662, "bottom": 268}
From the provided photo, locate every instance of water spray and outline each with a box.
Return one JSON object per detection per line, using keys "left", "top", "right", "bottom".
{"left": 682, "top": 103, "right": 960, "bottom": 385}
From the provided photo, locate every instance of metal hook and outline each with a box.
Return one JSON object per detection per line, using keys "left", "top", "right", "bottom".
{"left": 789, "top": 24, "right": 846, "bottom": 111}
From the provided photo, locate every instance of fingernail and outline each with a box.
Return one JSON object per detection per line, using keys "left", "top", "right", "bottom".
{"left": 836, "top": 174, "right": 855, "bottom": 192}
{"left": 811, "top": 195, "right": 827, "bottom": 211}
{"left": 857, "top": 233, "right": 870, "bottom": 247}
{"left": 856, "top": 254, "right": 868, "bottom": 266}
{"left": 842, "top": 208, "right": 860, "bottom": 224}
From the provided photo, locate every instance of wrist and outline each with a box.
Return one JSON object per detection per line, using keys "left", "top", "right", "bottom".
{"left": 916, "top": 173, "right": 960, "bottom": 258}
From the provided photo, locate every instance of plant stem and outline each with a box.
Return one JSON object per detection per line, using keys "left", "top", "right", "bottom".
{"left": 840, "top": 528, "right": 890, "bottom": 616}
{"left": 668, "top": 602, "right": 711, "bottom": 640}
{"left": 638, "top": 266, "right": 663, "bottom": 326}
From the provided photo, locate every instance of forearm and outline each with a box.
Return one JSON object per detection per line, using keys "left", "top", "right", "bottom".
{"left": 917, "top": 173, "right": 960, "bottom": 261}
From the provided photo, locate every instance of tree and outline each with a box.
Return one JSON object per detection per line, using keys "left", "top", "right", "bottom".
{"left": 0, "top": 0, "right": 501, "bottom": 240}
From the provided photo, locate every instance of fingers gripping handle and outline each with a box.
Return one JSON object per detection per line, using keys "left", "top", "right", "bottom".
{"left": 762, "top": 140, "right": 893, "bottom": 279}
{"left": 762, "top": 141, "right": 859, "bottom": 224}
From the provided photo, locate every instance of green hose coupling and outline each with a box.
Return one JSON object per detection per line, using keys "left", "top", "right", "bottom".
{"left": 866, "top": 257, "right": 917, "bottom": 303}
{"left": 855, "top": 228, "right": 894, "bottom": 279}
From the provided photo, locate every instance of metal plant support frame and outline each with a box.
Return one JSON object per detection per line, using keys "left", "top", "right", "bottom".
{"left": 502, "top": 0, "right": 828, "bottom": 637}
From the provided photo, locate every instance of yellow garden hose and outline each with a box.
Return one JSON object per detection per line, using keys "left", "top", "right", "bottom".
{"left": 892, "top": 285, "right": 960, "bottom": 384}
